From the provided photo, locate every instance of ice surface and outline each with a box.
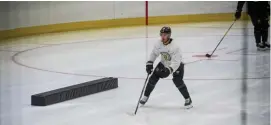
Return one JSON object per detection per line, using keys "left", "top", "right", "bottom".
{"left": 0, "top": 22, "right": 270, "bottom": 125}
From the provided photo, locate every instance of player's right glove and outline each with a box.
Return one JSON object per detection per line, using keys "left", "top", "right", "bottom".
{"left": 235, "top": 10, "right": 241, "bottom": 20}
{"left": 146, "top": 61, "right": 153, "bottom": 74}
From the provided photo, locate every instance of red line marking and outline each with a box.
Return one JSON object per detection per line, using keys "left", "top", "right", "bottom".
{"left": 192, "top": 55, "right": 218, "bottom": 57}
{"left": 145, "top": 1, "right": 148, "bottom": 26}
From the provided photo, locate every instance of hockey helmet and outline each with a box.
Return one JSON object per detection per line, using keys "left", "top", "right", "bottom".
{"left": 160, "top": 26, "right": 171, "bottom": 35}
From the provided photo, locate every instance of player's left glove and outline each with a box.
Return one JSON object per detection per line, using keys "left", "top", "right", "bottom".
{"left": 158, "top": 67, "right": 173, "bottom": 78}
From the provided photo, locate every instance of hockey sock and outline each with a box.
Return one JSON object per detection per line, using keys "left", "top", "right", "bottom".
{"left": 173, "top": 76, "right": 190, "bottom": 99}
{"left": 177, "top": 83, "right": 190, "bottom": 99}
{"left": 261, "top": 29, "right": 268, "bottom": 42}
{"left": 254, "top": 29, "right": 261, "bottom": 44}
{"left": 144, "top": 74, "right": 159, "bottom": 97}
{"left": 144, "top": 83, "right": 155, "bottom": 97}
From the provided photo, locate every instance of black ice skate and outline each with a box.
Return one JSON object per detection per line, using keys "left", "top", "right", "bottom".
{"left": 257, "top": 43, "right": 266, "bottom": 51}
{"left": 139, "top": 96, "right": 149, "bottom": 105}
{"left": 264, "top": 42, "right": 270, "bottom": 50}
{"left": 184, "top": 98, "right": 193, "bottom": 109}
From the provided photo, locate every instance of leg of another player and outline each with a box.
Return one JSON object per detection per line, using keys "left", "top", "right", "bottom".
{"left": 172, "top": 63, "right": 193, "bottom": 108}
{"left": 140, "top": 63, "right": 163, "bottom": 105}
{"left": 250, "top": 14, "right": 265, "bottom": 50}
{"left": 261, "top": 16, "right": 270, "bottom": 49}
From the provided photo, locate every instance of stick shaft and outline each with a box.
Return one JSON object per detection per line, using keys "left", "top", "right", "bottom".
{"left": 209, "top": 20, "right": 236, "bottom": 56}
{"left": 134, "top": 74, "right": 150, "bottom": 115}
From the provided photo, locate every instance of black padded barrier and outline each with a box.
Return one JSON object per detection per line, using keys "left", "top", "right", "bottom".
{"left": 31, "top": 77, "right": 118, "bottom": 106}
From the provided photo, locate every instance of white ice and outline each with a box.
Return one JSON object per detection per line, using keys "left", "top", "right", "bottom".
{"left": 0, "top": 22, "right": 270, "bottom": 125}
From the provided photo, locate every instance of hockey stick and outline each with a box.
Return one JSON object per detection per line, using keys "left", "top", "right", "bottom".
{"left": 133, "top": 73, "right": 150, "bottom": 115}
{"left": 206, "top": 19, "right": 237, "bottom": 58}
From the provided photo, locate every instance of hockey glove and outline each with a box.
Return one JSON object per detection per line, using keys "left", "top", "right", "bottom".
{"left": 158, "top": 67, "right": 173, "bottom": 78}
{"left": 235, "top": 11, "right": 241, "bottom": 20}
{"left": 146, "top": 61, "right": 153, "bottom": 74}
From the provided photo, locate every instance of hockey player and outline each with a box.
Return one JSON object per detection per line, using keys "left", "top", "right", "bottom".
{"left": 139, "top": 26, "right": 193, "bottom": 108}
{"left": 235, "top": 1, "right": 270, "bottom": 50}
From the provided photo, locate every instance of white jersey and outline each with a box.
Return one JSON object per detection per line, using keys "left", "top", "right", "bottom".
{"left": 148, "top": 40, "right": 182, "bottom": 72}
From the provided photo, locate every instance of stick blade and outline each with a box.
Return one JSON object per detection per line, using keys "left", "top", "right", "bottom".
{"left": 126, "top": 112, "right": 136, "bottom": 116}
{"left": 192, "top": 54, "right": 218, "bottom": 58}
{"left": 205, "top": 54, "right": 211, "bottom": 58}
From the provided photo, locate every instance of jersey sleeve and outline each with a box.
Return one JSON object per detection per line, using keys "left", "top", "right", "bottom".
{"left": 148, "top": 44, "right": 160, "bottom": 62}
{"left": 170, "top": 47, "right": 182, "bottom": 72}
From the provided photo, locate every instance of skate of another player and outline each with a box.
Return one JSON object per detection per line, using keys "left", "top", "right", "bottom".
{"left": 0, "top": 21, "right": 269, "bottom": 125}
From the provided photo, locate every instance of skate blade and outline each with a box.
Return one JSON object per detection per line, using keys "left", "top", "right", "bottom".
{"left": 185, "top": 105, "right": 193, "bottom": 109}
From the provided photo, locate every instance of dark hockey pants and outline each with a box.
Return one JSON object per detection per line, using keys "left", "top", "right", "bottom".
{"left": 144, "top": 62, "right": 190, "bottom": 99}
{"left": 249, "top": 14, "right": 269, "bottom": 44}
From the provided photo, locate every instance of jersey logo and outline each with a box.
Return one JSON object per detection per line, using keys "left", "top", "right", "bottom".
{"left": 161, "top": 52, "right": 171, "bottom": 61}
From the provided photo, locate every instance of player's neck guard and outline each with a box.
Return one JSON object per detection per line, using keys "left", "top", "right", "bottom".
{"left": 162, "top": 38, "right": 172, "bottom": 45}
